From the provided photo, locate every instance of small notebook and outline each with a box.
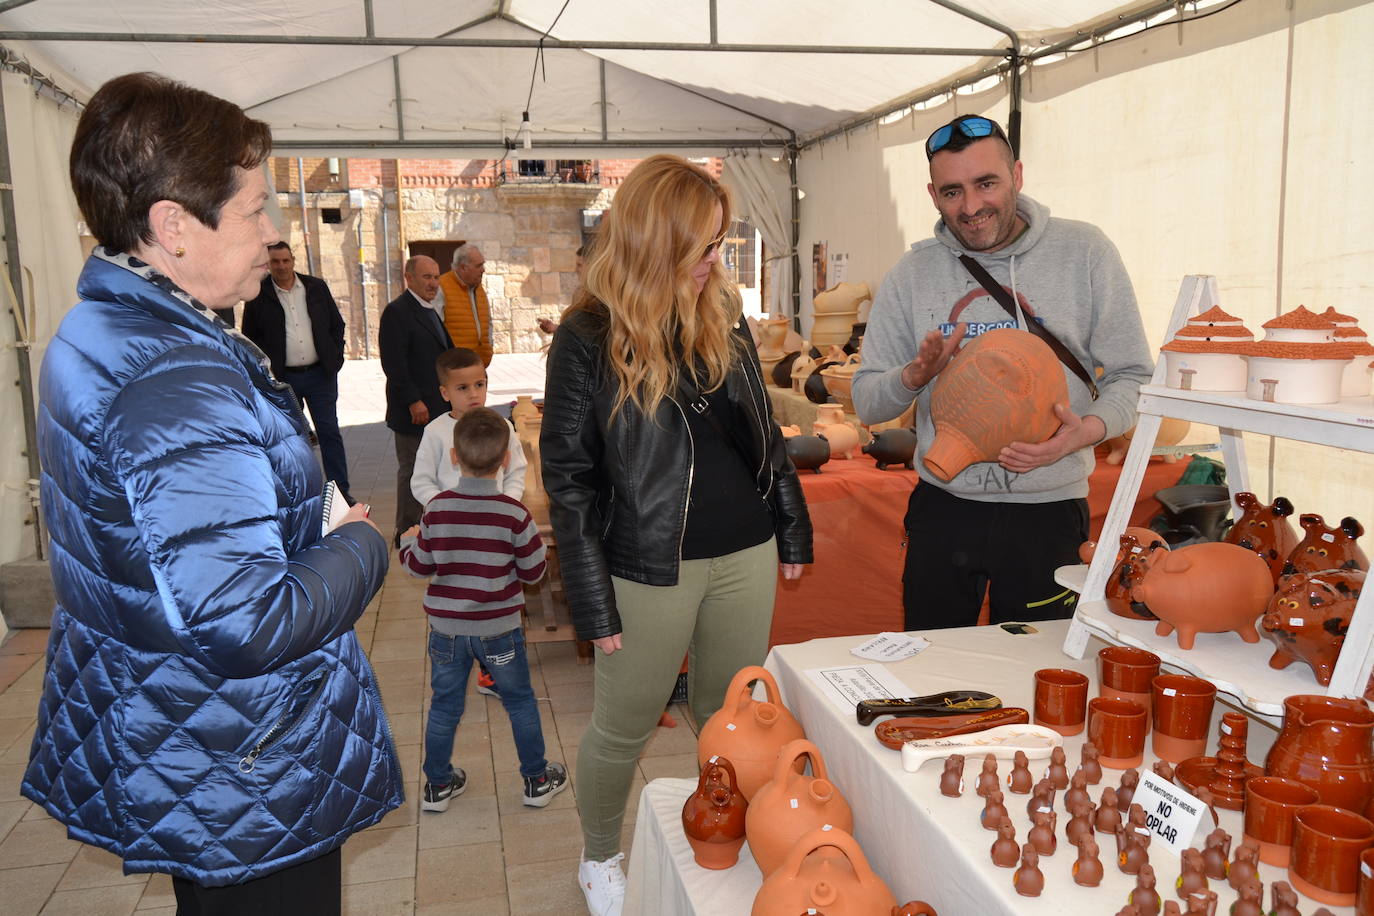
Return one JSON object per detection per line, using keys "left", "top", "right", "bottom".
{"left": 322, "top": 480, "right": 350, "bottom": 535}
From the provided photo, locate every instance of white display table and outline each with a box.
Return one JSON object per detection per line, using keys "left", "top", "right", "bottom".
{"left": 625, "top": 619, "right": 1352, "bottom": 915}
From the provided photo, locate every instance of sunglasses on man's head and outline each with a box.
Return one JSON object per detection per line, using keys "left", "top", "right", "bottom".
{"left": 925, "top": 116, "right": 1007, "bottom": 160}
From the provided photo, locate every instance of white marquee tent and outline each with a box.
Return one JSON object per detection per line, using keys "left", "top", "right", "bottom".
{"left": 1, "top": 0, "right": 1371, "bottom": 634}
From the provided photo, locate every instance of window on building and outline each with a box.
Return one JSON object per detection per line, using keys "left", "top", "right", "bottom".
{"left": 518, "top": 159, "right": 548, "bottom": 177}
{"left": 721, "top": 216, "right": 764, "bottom": 317}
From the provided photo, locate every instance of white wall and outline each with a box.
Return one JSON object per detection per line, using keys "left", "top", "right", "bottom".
{"left": 795, "top": 0, "right": 1374, "bottom": 525}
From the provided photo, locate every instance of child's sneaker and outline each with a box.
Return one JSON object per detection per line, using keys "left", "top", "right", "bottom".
{"left": 476, "top": 671, "right": 500, "bottom": 698}
{"left": 421, "top": 767, "right": 467, "bottom": 813}
{"left": 577, "top": 851, "right": 625, "bottom": 916}
{"left": 523, "top": 761, "right": 569, "bottom": 808}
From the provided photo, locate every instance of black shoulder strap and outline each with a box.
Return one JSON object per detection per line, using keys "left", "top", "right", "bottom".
{"left": 958, "top": 254, "right": 1099, "bottom": 400}
{"left": 674, "top": 371, "right": 757, "bottom": 467}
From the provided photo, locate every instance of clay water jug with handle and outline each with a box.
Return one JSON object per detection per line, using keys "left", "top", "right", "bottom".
{"left": 698, "top": 666, "right": 806, "bottom": 801}
{"left": 681, "top": 754, "right": 749, "bottom": 869}
{"left": 751, "top": 828, "right": 897, "bottom": 916}
{"left": 1266, "top": 694, "right": 1374, "bottom": 818}
{"left": 923, "top": 328, "right": 1067, "bottom": 482}
{"left": 746, "top": 739, "right": 855, "bottom": 876}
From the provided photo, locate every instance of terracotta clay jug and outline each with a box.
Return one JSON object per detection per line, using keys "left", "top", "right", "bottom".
{"left": 698, "top": 666, "right": 805, "bottom": 801}
{"left": 681, "top": 755, "right": 748, "bottom": 869}
{"left": 1266, "top": 694, "right": 1374, "bottom": 818}
{"left": 750, "top": 827, "right": 897, "bottom": 916}
{"left": 746, "top": 739, "right": 855, "bottom": 876}
{"left": 923, "top": 328, "right": 1067, "bottom": 482}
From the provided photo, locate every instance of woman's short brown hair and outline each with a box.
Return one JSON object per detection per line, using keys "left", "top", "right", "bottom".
{"left": 70, "top": 72, "right": 272, "bottom": 253}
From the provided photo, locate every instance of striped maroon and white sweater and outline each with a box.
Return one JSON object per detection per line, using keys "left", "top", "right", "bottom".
{"left": 399, "top": 477, "right": 546, "bottom": 635}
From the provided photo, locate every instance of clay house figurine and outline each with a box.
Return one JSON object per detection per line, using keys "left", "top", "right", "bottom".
{"left": 1160, "top": 304, "right": 1254, "bottom": 391}
{"left": 1321, "top": 306, "right": 1374, "bottom": 396}
{"left": 939, "top": 754, "right": 965, "bottom": 797}
{"left": 1238, "top": 305, "right": 1355, "bottom": 404}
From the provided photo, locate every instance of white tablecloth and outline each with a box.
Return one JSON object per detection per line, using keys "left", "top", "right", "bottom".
{"left": 625, "top": 619, "right": 1349, "bottom": 915}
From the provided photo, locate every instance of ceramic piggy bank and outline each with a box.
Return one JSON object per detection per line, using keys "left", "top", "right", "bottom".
{"left": 1262, "top": 568, "right": 1365, "bottom": 685}
{"left": 813, "top": 421, "right": 863, "bottom": 460}
{"left": 1129, "top": 542, "right": 1274, "bottom": 650}
{"left": 1078, "top": 528, "right": 1169, "bottom": 621}
{"left": 863, "top": 427, "right": 917, "bottom": 470}
{"left": 1281, "top": 513, "right": 1370, "bottom": 577}
{"left": 784, "top": 434, "right": 830, "bottom": 473}
{"left": 1224, "top": 492, "right": 1298, "bottom": 584}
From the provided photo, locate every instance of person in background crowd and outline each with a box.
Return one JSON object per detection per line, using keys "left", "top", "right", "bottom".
{"left": 25, "top": 71, "right": 398, "bottom": 915}
{"left": 852, "top": 114, "right": 1152, "bottom": 631}
{"left": 541, "top": 154, "right": 813, "bottom": 916}
{"left": 439, "top": 243, "right": 492, "bottom": 365}
{"left": 241, "top": 241, "right": 352, "bottom": 502}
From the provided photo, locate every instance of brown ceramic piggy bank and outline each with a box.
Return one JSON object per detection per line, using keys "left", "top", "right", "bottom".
{"left": 1262, "top": 567, "right": 1365, "bottom": 685}
{"left": 1079, "top": 528, "right": 1169, "bottom": 621}
{"left": 1129, "top": 542, "right": 1274, "bottom": 650}
{"left": 1281, "top": 513, "right": 1370, "bottom": 577}
{"left": 1224, "top": 492, "right": 1298, "bottom": 584}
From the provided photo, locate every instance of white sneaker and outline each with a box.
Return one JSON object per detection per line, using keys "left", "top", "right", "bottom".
{"left": 577, "top": 851, "right": 626, "bottom": 916}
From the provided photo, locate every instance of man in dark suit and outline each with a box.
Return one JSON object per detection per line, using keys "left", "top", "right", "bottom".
{"left": 241, "top": 241, "right": 352, "bottom": 502}
{"left": 379, "top": 255, "right": 451, "bottom": 546}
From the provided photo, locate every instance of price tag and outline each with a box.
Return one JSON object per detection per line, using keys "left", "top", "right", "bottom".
{"left": 1135, "top": 770, "right": 1206, "bottom": 856}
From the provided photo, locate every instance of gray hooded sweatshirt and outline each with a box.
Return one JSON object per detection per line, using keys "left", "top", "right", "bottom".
{"left": 852, "top": 194, "right": 1153, "bottom": 504}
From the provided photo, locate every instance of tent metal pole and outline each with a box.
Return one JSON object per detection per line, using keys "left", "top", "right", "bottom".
{"left": 362, "top": 0, "right": 375, "bottom": 37}
{"left": 276, "top": 138, "right": 788, "bottom": 152}
{"left": 598, "top": 58, "right": 608, "bottom": 140}
{"left": 0, "top": 1, "right": 41, "bottom": 12}
{"left": 709, "top": 0, "right": 718, "bottom": 44}
{"left": 296, "top": 158, "right": 315, "bottom": 275}
{"left": 787, "top": 138, "right": 801, "bottom": 333}
{"left": 0, "top": 81, "right": 44, "bottom": 559}
{"left": 392, "top": 55, "right": 405, "bottom": 140}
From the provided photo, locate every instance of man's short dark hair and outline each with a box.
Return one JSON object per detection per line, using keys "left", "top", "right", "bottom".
{"left": 268, "top": 241, "right": 292, "bottom": 253}
{"left": 436, "top": 347, "right": 483, "bottom": 379}
{"left": 453, "top": 407, "right": 509, "bottom": 476}
{"left": 70, "top": 72, "right": 272, "bottom": 253}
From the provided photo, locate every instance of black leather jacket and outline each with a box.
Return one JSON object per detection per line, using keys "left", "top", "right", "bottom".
{"left": 541, "top": 306, "right": 813, "bottom": 641}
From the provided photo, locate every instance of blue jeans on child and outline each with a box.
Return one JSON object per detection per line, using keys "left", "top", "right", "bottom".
{"left": 423, "top": 626, "right": 547, "bottom": 783}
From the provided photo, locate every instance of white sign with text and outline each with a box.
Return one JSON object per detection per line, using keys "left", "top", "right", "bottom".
{"left": 1135, "top": 769, "right": 1208, "bottom": 857}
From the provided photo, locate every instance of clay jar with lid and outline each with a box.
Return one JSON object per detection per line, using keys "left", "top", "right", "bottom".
{"left": 1151, "top": 674, "right": 1217, "bottom": 763}
{"left": 750, "top": 827, "right": 897, "bottom": 916}
{"left": 681, "top": 755, "right": 749, "bottom": 869}
{"left": 746, "top": 738, "right": 855, "bottom": 876}
{"left": 698, "top": 666, "right": 806, "bottom": 801}
{"left": 1033, "top": 668, "right": 1089, "bottom": 737}
{"left": 1098, "top": 646, "right": 1160, "bottom": 730}
{"left": 1265, "top": 694, "right": 1374, "bottom": 818}
{"left": 1087, "top": 697, "right": 1148, "bottom": 769}
{"left": 1244, "top": 776, "right": 1320, "bottom": 867}
{"left": 1288, "top": 804, "right": 1374, "bottom": 907}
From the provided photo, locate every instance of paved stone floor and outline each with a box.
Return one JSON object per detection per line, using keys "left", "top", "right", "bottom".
{"left": 0, "top": 356, "right": 699, "bottom": 915}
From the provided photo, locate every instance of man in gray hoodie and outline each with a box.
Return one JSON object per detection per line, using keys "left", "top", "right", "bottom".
{"left": 852, "top": 114, "right": 1153, "bottom": 631}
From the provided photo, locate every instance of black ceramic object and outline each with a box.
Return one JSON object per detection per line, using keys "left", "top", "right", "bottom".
{"left": 804, "top": 362, "right": 839, "bottom": 404}
{"left": 843, "top": 321, "right": 868, "bottom": 355}
{"left": 1154, "top": 484, "right": 1232, "bottom": 542}
{"left": 863, "top": 427, "right": 917, "bottom": 470}
{"left": 772, "top": 351, "right": 801, "bottom": 389}
{"left": 785, "top": 434, "right": 831, "bottom": 473}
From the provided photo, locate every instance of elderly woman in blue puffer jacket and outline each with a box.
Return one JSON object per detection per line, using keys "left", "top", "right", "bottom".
{"left": 21, "top": 72, "right": 401, "bottom": 914}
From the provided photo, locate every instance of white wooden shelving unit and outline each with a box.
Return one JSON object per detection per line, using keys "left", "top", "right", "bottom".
{"left": 1058, "top": 275, "right": 1374, "bottom": 725}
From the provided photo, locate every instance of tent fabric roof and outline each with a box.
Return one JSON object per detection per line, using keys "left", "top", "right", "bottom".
{"left": 0, "top": 0, "right": 1156, "bottom": 153}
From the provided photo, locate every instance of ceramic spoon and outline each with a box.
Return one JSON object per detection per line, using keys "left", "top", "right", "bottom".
{"left": 901, "top": 723, "right": 1064, "bottom": 772}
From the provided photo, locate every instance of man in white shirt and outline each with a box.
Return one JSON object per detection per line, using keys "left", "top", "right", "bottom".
{"left": 241, "top": 242, "right": 352, "bottom": 501}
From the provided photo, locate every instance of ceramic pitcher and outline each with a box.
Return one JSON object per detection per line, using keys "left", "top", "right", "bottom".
{"left": 1266, "top": 694, "right": 1374, "bottom": 818}
{"left": 698, "top": 666, "right": 805, "bottom": 801}
{"left": 746, "top": 738, "right": 855, "bottom": 876}
{"left": 681, "top": 755, "right": 748, "bottom": 869}
{"left": 750, "top": 828, "right": 897, "bottom": 916}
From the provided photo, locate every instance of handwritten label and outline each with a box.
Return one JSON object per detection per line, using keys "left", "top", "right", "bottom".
{"left": 1136, "top": 769, "right": 1206, "bottom": 856}
{"left": 850, "top": 632, "right": 931, "bottom": 662}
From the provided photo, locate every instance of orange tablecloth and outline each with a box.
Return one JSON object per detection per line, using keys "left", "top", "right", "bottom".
{"left": 768, "top": 452, "right": 1190, "bottom": 647}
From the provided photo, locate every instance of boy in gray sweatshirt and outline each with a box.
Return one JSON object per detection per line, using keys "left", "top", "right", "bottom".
{"left": 852, "top": 114, "right": 1153, "bottom": 631}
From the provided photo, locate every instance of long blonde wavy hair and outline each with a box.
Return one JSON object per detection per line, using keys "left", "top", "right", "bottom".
{"left": 567, "top": 154, "right": 743, "bottom": 421}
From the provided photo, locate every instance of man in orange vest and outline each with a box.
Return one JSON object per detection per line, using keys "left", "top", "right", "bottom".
{"left": 438, "top": 243, "right": 492, "bottom": 366}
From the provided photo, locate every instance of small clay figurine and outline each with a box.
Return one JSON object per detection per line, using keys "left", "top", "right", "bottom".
{"left": 1028, "top": 809, "right": 1057, "bottom": 856}
{"left": 990, "top": 816, "right": 1019, "bottom": 868}
{"left": 1130, "top": 863, "right": 1162, "bottom": 916}
{"left": 939, "top": 754, "right": 965, "bottom": 797}
{"left": 1193, "top": 787, "right": 1220, "bottom": 827}
{"left": 1116, "top": 907, "right": 1142, "bottom": 916}
{"left": 1117, "top": 806, "right": 1152, "bottom": 876}
{"left": 1072, "top": 833, "right": 1103, "bottom": 887}
{"left": 1065, "top": 769, "right": 1090, "bottom": 811}
{"left": 1119, "top": 767, "right": 1141, "bottom": 809}
{"left": 1007, "top": 750, "right": 1033, "bottom": 794}
{"left": 980, "top": 788, "right": 1008, "bottom": 831}
{"left": 1012, "top": 843, "right": 1044, "bottom": 897}
{"left": 1126, "top": 803, "right": 1151, "bottom": 848}
{"left": 1185, "top": 890, "right": 1217, "bottom": 916}
{"left": 1047, "top": 746, "right": 1070, "bottom": 789}
{"left": 1026, "top": 778, "right": 1055, "bottom": 819}
{"left": 1270, "top": 881, "right": 1302, "bottom": 916}
{"left": 976, "top": 754, "right": 999, "bottom": 797}
{"left": 1152, "top": 760, "right": 1175, "bottom": 785}
{"left": 1201, "top": 828, "right": 1230, "bottom": 881}
{"left": 1311, "top": 909, "right": 1338, "bottom": 916}
{"left": 1095, "top": 786, "right": 1123, "bottom": 834}
{"left": 1176, "top": 847, "right": 1208, "bottom": 900}
{"left": 1065, "top": 797, "right": 1094, "bottom": 847}
{"left": 1230, "top": 880, "right": 1263, "bottom": 916}
{"left": 1163, "top": 903, "right": 1182, "bottom": 916}
{"left": 1080, "top": 741, "right": 1103, "bottom": 784}
{"left": 1227, "top": 841, "right": 1260, "bottom": 892}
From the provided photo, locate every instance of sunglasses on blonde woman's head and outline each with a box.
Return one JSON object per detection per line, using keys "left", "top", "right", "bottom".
{"left": 702, "top": 229, "right": 729, "bottom": 260}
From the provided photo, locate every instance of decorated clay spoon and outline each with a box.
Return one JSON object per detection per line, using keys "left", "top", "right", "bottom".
{"left": 901, "top": 724, "right": 1064, "bottom": 773}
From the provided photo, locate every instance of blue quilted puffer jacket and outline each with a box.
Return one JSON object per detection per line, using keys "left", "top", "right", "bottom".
{"left": 22, "top": 256, "right": 403, "bottom": 886}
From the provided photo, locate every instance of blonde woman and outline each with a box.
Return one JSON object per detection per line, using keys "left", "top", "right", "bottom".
{"left": 541, "top": 155, "right": 812, "bottom": 915}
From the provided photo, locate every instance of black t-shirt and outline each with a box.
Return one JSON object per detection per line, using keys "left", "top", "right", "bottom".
{"left": 678, "top": 381, "right": 775, "bottom": 560}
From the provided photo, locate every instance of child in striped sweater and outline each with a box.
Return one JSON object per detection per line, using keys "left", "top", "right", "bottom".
{"left": 399, "top": 407, "right": 568, "bottom": 813}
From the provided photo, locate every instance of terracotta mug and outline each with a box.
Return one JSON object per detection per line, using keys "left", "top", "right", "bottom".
{"left": 1033, "top": 668, "right": 1089, "bottom": 737}
{"left": 1098, "top": 646, "right": 1160, "bottom": 729}
{"left": 1086, "top": 697, "right": 1148, "bottom": 769}
{"left": 1358, "top": 845, "right": 1374, "bottom": 916}
{"left": 1151, "top": 673, "right": 1217, "bottom": 763}
{"left": 1244, "top": 776, "right": 1319, "bottom": 867}
{"left": 1289, "top": 804, "right": 1374, "bottom": 907}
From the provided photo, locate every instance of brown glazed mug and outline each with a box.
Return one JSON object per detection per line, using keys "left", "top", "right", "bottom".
{"left": 1244, "top": 776, "right": 1320, "bottom": 867}
{"left": 1086, "top": 696, "right": 1148, "bottom": 769}
{"left": 1098, "top": 646, "right": 1160, "bottom": 728}
{"left": 1289, "top": 804, "right": 1374, "bottom": 907}
{"left": 1151, "top": 674, "right": 1217, "bottom": 763}
{"left": 1358, "top": 846, "right": 1374, "bottom": 916}
{"left": 1033, "top": 668, "right": 1090, "bottom": 737}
